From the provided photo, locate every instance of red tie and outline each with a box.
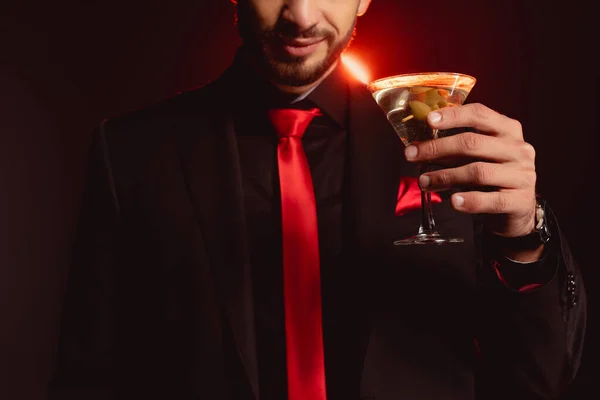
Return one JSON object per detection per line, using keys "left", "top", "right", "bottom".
{"left": 268, "top": 108, "right": 327, "bottom": 400}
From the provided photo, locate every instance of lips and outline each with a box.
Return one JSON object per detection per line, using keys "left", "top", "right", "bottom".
{"left": 278, "top": 37, "right": 325, "bottom": 57}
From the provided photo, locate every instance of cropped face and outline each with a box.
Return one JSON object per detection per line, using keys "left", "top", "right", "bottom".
{"left": 236, "top": 0, "right": 372, "bottom": 88}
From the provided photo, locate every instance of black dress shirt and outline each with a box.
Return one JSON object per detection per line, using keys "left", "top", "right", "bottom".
{"left": 233, "top": 61, "right": 356, "bottom": 400}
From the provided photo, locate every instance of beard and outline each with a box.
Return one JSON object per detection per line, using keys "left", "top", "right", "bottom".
{"left": 236, "top": 2, "right": 357, "bottom": 87}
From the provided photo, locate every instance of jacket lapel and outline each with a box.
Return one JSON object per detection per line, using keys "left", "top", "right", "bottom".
{"left": 346, "top": 77, "right": 430, "bottom": 398}
{"left": 346, "top": 77, "right": 418, "bottom": 250}
{"left": 175, "top": 73, "right": 259, "bottom": 399}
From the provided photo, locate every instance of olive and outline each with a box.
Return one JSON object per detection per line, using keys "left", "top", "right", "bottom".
{"left": 424, "top": 88, "right": 447, "bottom": 107}
{"left": 409, "top": 86, "right": 431, "bottom": 94}
{"left": 408, "top": 100, "right": 431, "bottom": 121}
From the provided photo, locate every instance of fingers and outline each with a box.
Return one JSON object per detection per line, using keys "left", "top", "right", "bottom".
{"left": 450, "top": 189, "right": 534, "bottom": 215}
{"left": 419, "top": 162, "right": 536, "bottom": 192}
{"left": 410, "top": 102, "right": 539, "bottom": 237}
{"left": 405, "top": 131, "right": 536, "bottom": 164}
{"left": 428, "top": 103, "right": 523, "bottom": 140}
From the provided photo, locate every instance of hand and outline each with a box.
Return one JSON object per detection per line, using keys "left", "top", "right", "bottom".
{"left": 403, "top": 103, "right": 537, "bottom": 238}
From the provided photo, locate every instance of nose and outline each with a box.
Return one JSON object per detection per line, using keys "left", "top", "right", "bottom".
{"left": 283, "top": 0, "right": 320, "bottom": 31}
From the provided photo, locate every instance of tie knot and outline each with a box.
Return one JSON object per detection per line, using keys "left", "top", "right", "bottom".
{"left": 268, "top": 108, "right": 321, "bottom": 139}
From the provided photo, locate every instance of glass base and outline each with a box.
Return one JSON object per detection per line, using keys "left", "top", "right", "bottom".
{"left": 394, "top": 232, "right": 464, "bottom": 246}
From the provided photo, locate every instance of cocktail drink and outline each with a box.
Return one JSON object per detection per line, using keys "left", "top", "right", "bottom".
{"left": 367, "top": 72, "right": 476, "bottom": 245}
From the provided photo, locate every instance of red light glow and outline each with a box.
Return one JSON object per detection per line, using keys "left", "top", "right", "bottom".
{"left": 341, "top": 53, "right": 371, "bottom": 85}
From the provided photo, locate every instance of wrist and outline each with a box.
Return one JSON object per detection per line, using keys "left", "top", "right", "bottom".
{"left": 502, "top": 244, "right": 545, "bottom": 263}
{"left": 484, "top": 198, "right": 551, "bottom": 259}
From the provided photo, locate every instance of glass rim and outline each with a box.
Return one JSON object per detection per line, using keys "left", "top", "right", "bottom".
{"left": 367, "top": 72, "right": 477, "bottom": 92}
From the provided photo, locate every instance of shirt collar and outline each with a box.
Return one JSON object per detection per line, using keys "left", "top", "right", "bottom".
{"left": 304, "top": 62, "right": 349, "bottom": 128}
{"left": 228, "top": 46, "right": 349, "bottom": 128}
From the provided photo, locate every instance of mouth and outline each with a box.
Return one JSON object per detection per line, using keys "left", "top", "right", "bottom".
{"left": 278, "top": 36, "right": 326, "bottom": 57}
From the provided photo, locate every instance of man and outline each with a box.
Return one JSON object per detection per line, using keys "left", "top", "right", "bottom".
{"left": 49, "top": 1, "right": 586, "bottom": 399}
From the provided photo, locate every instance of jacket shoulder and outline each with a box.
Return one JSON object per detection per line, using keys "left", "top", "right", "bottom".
{"left": 101, "top": 80, "right": 221, "bottom": 136}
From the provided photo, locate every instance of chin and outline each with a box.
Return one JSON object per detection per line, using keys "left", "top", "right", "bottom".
{"left": 269, "top": 55, "right": 336, "bottom": 87}
{"left": 271, "top": 67, "right": 323, "bottom": 87}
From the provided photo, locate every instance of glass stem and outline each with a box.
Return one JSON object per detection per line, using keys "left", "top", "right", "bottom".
{"left": 418, "top": 161, "right": 438, "bottom": 236}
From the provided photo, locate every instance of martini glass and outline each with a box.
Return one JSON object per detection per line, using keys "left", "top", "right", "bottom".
{"left": 367, "top": 72, "right": 477, "bottom": 245}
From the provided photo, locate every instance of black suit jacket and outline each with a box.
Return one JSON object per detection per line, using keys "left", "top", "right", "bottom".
{"left": 49, "top": 62, "right": 587, "bottom": 400}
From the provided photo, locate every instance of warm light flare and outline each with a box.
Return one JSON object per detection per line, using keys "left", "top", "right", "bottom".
{"left": 341, "top": 53, "right": 371, "bottom": 85}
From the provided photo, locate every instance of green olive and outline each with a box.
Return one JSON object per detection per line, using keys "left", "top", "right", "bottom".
{"left": 437, "top": 100, "right": 449, "bottom": 108}
{"left": 424, "top": 88, "right": 445, "bottom": 107}
{"left": 409, "top": 86, "right": 431, "bottom": 94}
{"left": 408, "top": 100, "right": 431, "bottom": 121}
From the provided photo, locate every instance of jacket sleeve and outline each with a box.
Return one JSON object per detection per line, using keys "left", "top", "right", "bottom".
{"left": 48, "top": 122, "right": 119, "bottom": 399}
{"left": 474, "top": 203, "right": 587, "bottom": 399}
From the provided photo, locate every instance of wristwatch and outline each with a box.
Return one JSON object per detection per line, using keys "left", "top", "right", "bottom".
{"left": 487, "top": 198, "right": 552, "bottom": 251}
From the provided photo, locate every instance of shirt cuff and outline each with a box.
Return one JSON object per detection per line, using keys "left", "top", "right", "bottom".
{"left": 491, "top": 254, "right": 557, "bottom": 292}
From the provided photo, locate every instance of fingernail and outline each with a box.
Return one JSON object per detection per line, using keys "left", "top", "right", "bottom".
{"left": 428, "top": 112, "right": 442, "bottom": 124}
{"left": 405, "top": 145, "right": 418, "bottom": 159}
{"left": 453, "top": 195, "right": 465, "bottom": 208}
{"left": 419, "top": 175, "right": 430, "bottom": 189}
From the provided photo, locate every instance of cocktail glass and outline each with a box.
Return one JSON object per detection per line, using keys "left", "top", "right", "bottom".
{"left": 367, "top": 72, "right": 477, "bottom": 245}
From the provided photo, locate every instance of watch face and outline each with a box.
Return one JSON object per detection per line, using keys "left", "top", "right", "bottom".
{"left": 537, "top": 199, "right": 551, "bottom": 243}
{"left": 540, "top": 221, "right": 551, "bottom": 243}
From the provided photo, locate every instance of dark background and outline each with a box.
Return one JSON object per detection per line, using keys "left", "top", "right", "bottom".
{"left": 1, "top": 0, "right": 596, "bottom": 399}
